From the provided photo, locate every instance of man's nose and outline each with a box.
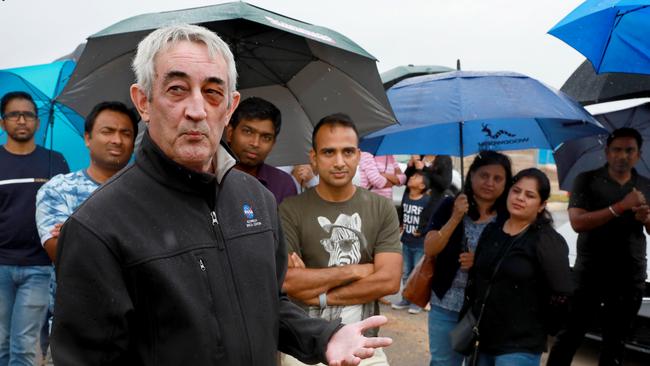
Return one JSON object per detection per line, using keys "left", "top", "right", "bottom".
{"left": 185, "top": 91, "right": 208, "bottom": 121}
{"left": 333, "top": 152, "right": 345, "bottom": 166}
{"left": 109, "top": 132, "right": 123, "bottom": 145}
{"left": 249, "top": 134, "right": 261, "bottom": 147}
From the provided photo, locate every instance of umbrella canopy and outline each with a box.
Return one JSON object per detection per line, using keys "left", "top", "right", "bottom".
{"left": 0, "top": 60, "right": 88, "bottom": 171}
{"left": 561, "top": 59, "right": 650, "bottom": 105}
{"left": 554, "top": 102, "right": 650, "bottom": 191}
{"left": 360, "top": 71, "right": 606, "bottom": 159}
{"left": 380, "top": 64, "right": 453, "bottom": 90}
{"left": 57, "top": 1, "right": 395, "bottom": 166}
{"left": 549, "top": 0, "right": 650, "bottom": 75}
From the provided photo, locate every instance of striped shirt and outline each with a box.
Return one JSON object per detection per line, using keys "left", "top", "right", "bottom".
{"left": 358, "top": 152, "right": 406, "bottom": 199}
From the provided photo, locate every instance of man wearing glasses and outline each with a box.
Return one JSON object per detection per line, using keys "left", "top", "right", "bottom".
{"left": 0, "top": 91, "right": 69, "bottom": 366}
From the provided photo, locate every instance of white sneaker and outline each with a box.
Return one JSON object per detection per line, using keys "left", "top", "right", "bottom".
{"left": 391, "top": 300, "right": 410, "bottom": 310}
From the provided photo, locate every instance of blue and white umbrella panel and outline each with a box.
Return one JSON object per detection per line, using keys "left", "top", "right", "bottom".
{"left": 360, "top": 71, "right": 607, "bottom": 156}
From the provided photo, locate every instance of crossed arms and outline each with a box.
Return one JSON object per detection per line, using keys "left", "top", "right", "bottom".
{"left": 282, "top": 252, "right": 402, "bottom": 306}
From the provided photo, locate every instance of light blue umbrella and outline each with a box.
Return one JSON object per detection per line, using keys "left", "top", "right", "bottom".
{"left": 359, "top": 71, "right": 607, "bottom": 180}
{"left": 549, "top": 0, "right": 650, "bottom": 75}
{"left": 0, "top": 60, "right": 87, "bottom": 171}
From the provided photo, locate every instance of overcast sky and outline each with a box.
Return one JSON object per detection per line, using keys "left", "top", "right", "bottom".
{"left": 0, "top": 0, "right": 586, "bottom": 89}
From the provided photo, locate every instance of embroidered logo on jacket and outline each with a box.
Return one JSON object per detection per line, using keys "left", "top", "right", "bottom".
{"left": 243, "top": 204, "right": 261, "bottom": 227}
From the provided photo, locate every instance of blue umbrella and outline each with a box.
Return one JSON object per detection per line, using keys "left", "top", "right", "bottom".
{"left": 0, "top": 60, "right": 87, "bottom": 171}
{"left": 549, "top": 0, "right": 650, "bottom": 75}
{"left": 359, "top": 71, "right": 607, "bottom": 179}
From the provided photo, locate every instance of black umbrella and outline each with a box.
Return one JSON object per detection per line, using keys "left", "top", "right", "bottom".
{"left": 380, "top": 64, "right": 453, "bottom": 90}
{"left": 561, "top": 60, "right": 650, "bottom": 106}
{"left": 554, "top": 102, "right": 650, "bottom": 191}
{"left": 56, "top": 2, "right": 395, "bottom": 165}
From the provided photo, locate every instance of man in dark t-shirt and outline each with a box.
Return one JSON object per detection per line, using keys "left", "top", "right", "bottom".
{"left": 548, "top": 128, "right": 650, "bottom": 366}
{"left": 0, "top": 91, "right": 69, "bottom": 365}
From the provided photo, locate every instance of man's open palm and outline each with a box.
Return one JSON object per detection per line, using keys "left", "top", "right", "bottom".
{"left": 326, "top": 316, "right": 392, "bottom": 366}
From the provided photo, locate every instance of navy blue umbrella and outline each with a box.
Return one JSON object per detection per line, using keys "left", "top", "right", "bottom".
{"left": 549, "top": 0, "right": 650, "bottom": 75}
{"left": 554, "top": 102, "right": 650, "bottom": 191}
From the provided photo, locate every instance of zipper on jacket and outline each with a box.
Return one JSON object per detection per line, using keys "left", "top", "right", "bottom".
{"left": 210, "top": 211, "right": 225, "bottom": 250}
{"left": 199, "top": 258, "right": 206, "bottom": 271}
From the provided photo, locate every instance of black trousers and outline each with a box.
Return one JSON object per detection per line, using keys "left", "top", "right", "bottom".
{"left": 547, "top": 276, "right": 643, "bottom": 366}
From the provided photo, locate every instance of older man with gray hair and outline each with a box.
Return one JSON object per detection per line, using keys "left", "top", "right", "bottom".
{"left": 51, "top": 24, "right": 391, "bottom": 366}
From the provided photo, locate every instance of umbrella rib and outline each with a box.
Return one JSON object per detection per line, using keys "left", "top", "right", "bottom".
{"left": 234, "top": 38, "right": 316, "bottom": 60}
{"left": 536, "top": 118, "right": 558, "bottom": 151}
{"left": 3, "top": 72, "right": 51, "bottom": 102}
{"left": 234, "top": 39, "right": 315, "bottom": 85}
{"left": 52, "top": 103, "right": 84, "bottom": 136}
{"left": 619, "top": 5, "right": 649, "bottom": 17}
{"left": 236, "top": 55, "right": 289, "bottom": 86}
{"left": 229, "top": 26, "right": 315, "bottom": 55}
{"left": 233, "top": 36, "right": 371, "bottom": 92}
{"left": 70, "top": 49, "right": 134, "bottom": 87}
{"left": 596, "top": 6, "right": 649, "bottom": 73}
{"left": 595, "top": 10, "right": 621, "bottom": 73}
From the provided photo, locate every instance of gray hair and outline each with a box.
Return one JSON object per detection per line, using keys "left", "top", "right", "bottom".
{"left": 131, "top": 24, "right": 238, "bottom": 105}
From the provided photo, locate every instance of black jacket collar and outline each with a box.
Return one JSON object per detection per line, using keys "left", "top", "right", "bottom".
{"left": 136, "top": 131, "right": 236, "bottom": 198}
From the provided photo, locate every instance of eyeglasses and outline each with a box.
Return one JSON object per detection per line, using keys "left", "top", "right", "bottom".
{"left": 2, "top": 111, "right": 37, "bottom": 122}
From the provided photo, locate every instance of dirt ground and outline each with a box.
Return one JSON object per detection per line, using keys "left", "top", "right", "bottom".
{"left": 379, "top": 302, "right": 650, "bottom": 366}
{"left": 380, "top": 303, "right": 430, "bottom": 365}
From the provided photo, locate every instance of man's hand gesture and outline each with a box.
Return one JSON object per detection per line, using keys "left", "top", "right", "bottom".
{"left": 618, "top": 188, "right": 646, "bottom": 212}
{"left": 326, "top": 316, "right": 392, "bottom": 366}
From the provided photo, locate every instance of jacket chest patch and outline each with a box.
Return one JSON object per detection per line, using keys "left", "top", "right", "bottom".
{"left": 243, "top": 204, "right": 262, "bottom": 228}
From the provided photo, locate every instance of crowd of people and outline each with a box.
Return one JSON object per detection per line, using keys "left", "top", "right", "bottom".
{"left": 0, "top": 23, "right": 647, "bottom": 366}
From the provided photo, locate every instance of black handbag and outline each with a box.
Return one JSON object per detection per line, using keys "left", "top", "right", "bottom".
{"left": 449, "top": 310, "right": 477, "bottom": 355}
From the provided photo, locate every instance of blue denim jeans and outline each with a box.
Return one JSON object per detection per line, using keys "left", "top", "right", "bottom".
{"left": 428, "top": 304, "right": 464, "bottom": 366}
{"left": 0, "top": 265, "right": 52, "bottom": 366}
{"left": 476, "top": 352, "right": 541, "bottom": 366}
{"left": 401, "top": 244, "right": 424, "bottom": 284}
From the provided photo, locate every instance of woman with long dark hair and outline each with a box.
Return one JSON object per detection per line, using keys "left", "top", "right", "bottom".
{"left": 464, "top": 168, "right": 573, "bottom": 365}
{"left": 423, "top": 151, "right": 512, "bottom": 366}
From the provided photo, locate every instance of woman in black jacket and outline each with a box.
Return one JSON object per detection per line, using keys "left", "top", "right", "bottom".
{"left": 423, "top": 151, "right": 512, "bottom": 366}
{"left": 465, "top": 168, "right": 573, "bottom": 365}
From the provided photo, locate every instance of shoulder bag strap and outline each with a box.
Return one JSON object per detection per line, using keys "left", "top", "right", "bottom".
{"left": 473, "top": 228, "right": 527, "bottom": 335}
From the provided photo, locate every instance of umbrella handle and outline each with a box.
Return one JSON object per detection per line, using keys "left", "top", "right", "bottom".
{"left": 459, "top": 121, "right": 464, "bottom": 188}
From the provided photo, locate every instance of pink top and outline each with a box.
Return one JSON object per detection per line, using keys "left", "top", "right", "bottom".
{"left": 358, "top": 152, "right": 406, "bottom": 199}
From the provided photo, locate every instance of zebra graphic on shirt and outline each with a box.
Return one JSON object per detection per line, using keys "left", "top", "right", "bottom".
{"left": 317, "top": 213, "right": 367, "bottom": 267}
{"left": 312, "top": 213, "right": 368, "bottom": 324}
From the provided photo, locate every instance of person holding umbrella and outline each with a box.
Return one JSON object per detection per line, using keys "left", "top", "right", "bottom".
{"left": 422, "top": 151, "right": 512, "bottom": 366}
{"left": 548, "top": 128, "right": 650, "bottom": 365}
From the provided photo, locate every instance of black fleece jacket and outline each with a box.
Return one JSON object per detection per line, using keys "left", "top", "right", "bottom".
{"left": 51, "top": 133, "right": 340, "bottom": 366}
{"left": 464, "top": 222, "right": 573, "bottom": 354}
